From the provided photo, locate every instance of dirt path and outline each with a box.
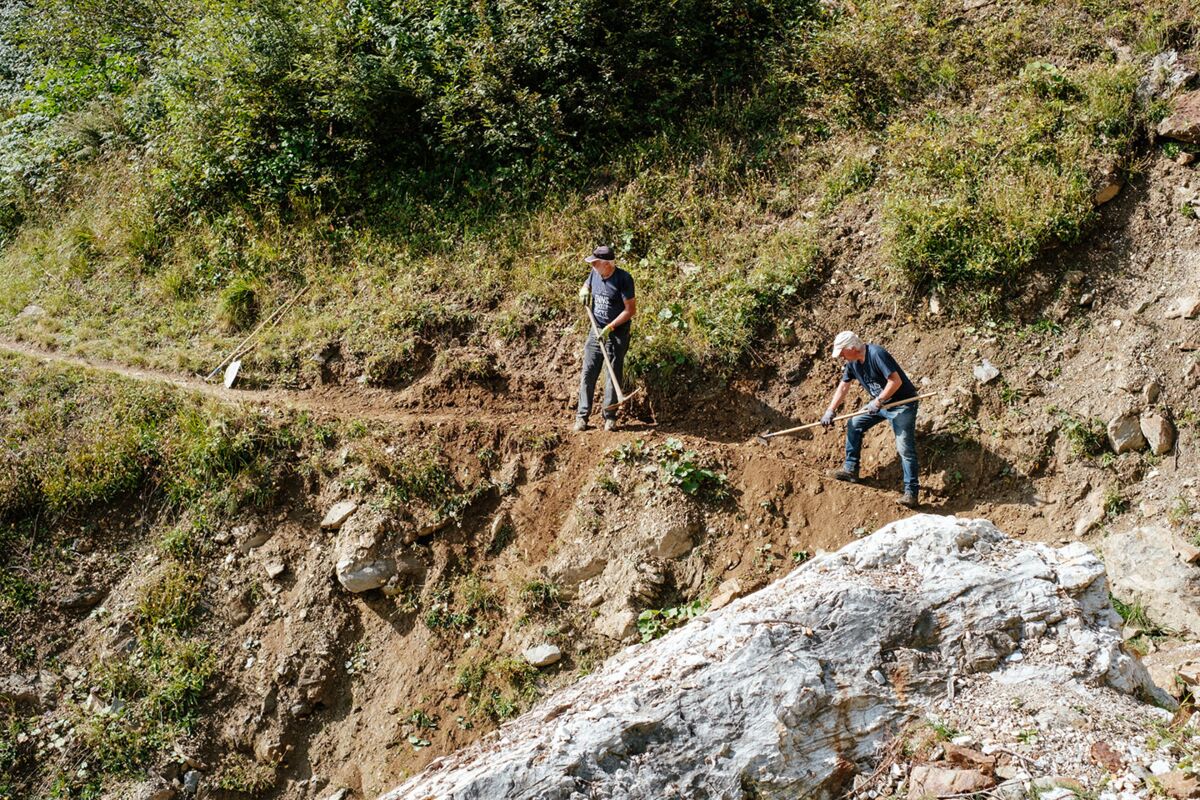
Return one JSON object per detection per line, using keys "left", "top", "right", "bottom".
{"left": 0, "top": 337, "right": 550, "bottom": 428}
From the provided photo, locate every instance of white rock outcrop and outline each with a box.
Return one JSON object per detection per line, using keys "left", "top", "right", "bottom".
{"left": 381, "top": 515, "right": 1163, "bottom": 800}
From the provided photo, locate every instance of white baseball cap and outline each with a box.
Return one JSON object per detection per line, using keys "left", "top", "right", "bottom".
{"left": 831, "top": 330, "right": 864, "bottom": 358}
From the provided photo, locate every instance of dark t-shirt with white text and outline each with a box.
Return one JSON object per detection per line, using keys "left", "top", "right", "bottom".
{"left": 588, "top": 267, "right": 635, "bottom": 332}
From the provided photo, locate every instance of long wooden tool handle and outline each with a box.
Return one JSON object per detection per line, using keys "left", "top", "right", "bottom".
{"left": 585, "top": 303, "right": 626, "bottom": 399}
{"left": 762, "top": 391, "right": 940, "bottom": 439}
{"left": 205, "top": 286, "right": 307, "bottom": 381}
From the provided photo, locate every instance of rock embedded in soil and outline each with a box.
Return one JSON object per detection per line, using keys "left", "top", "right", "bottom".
{"left": 235, "top": 523, "right": 271, "bottom": 553}
{"left": 56, "top": 584, "right": 104, "bottom": 609}
{"left": 1140, "top": 411, "right": 1176, "bottom": 455}
{"left": 320, "top": 500, "right": 359, "bottom": 530}
{"left": 382, "top": 515, "right": 1165, "bottom": 800}
{"left": 973, "top": 359, "right": 1000, "bottom": 384}
{"left": 335, "top": 557, "right": 395, "bottom": 593}
{"left": 908, "top": 765, "right": 995, "bottom": 799}
{"left": 1160, "top": 770, "right": 1200, "bottom": 799}
{"left": 1165, "top": 296, "right": 1200, "bottom": 319}
{"left": 523, "top": 644, "right": 562, "bottom": 668}
{"left": 1104, "top": 526, "right": 1200, "bottom": 638}
{"left": 1107, "top": 412, "right": 1147, "bottom": 454}
{"left": 1159, "top": 90, "right": 1200, "bottom": 144}
{"left": 1094, "top": 181, "right": 1122, "bottom": 205}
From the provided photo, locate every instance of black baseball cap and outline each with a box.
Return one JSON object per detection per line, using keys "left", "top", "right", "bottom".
{"left": 585, "top": 245, "right": 615, "bottom": 263}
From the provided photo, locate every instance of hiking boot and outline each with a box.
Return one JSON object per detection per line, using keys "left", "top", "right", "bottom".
{"left": 573, "top": 417, "right": 588, "bottom": 432}
{"left": 832, "top": 468, "right": 859, "bottom": 483}
{"left": 603, "top": 419, "right": 616, "bottom": 432}
{"left": 897, "top": 491, "right": 919, "bottom": 509}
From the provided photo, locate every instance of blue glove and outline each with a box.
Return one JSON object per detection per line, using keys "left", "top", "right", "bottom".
{"left": 820, "top": 410, "right": 835, "bottom": 428}
{"left": 865, "top": 397, "right": 883, "bottom": 414}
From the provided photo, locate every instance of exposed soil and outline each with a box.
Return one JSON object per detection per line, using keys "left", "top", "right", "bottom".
{"left": 3, "top": 152, "right": 1199, "bottom": 799}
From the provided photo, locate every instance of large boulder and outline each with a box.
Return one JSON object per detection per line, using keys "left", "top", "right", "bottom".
{"left": 1104, "top": 526, "right": 1200, "bottom": 638}
{"left": 382, "top": 516, "right": 1163, "bottom": 800}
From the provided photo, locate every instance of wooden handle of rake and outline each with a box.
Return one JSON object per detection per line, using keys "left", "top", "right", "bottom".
{"left": 759, "top": 391, "right": 940, "bottom": 441}
{"left": 204, "top": 285, "right": 307, "bottom": 381}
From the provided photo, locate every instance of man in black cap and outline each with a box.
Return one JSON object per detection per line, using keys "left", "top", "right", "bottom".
{"left": 575, "top": 245, "right": 636, "bottom": 432}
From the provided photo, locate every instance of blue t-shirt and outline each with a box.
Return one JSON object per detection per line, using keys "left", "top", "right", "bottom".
{"left": 588, "top": 267, "right": 635, "bottom": 331}
{"left": 841, "top": 344, "right": 917, "bottom": 402}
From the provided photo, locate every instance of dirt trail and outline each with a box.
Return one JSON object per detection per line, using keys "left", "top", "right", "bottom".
{"left": 0, "top": 337, "right": 544, "bottom": 428}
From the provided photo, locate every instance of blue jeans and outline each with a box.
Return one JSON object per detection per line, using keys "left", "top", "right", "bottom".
{"left": 844, "top": 402, "right": 919, "bottom": 494}
{"left": 577, "top": 327, "right": 630, "bottom": 421}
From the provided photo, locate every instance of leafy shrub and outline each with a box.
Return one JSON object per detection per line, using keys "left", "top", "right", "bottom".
{"left": 520, "top": 580, "right": 563, "bottom": 614}
{"left": 656, "top": 439, "right": 729, "bottom": 500}
{"left": 637, "top": 599, "right": 708, "bottom": 643}
{"left": 1052, "top": 408, "right": 1109, "bottom": 459}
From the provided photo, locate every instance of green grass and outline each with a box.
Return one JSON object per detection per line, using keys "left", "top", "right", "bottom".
{"left": 214, "top": 755, "right": 277, "bottom": 796}
{"left": 455, "top": 653, "right": 541, "bottom": 721}
{"left": 423, "top": 574, "right": 501, "bottom": 633}
{"left": 882, "top": 60, "right": 1143, "bottom": 307}
{"left": 134, "top": 564, "right": 204, "bottom": 635}
{"left": 520, "top": 580, "right": 564, "bottom": 615}
{"left": 1, "top": 0, "right": 1189, "bottom": 388}
{"left": 0, "top": 356, "right": 306, "bottom": 524}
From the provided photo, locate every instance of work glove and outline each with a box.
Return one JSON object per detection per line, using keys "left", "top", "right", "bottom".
{"left": 578, "top": 284, "right": 590, "bottom": 306}
{"left": 865, "top": 397, "right": 883, "bottom": 415}
{"left": 598, "top": 324, "right": 612, "bottom": 341}
{"left": 820, "top": 409, "right": 835, "bottom": 429}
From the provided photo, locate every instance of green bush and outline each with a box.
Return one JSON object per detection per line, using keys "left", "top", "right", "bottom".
{"left": 219, "top": 277, "right": 259, "bottom": 331}
{"left": 881, "top": 62, "right": 1143, "bottom": 303}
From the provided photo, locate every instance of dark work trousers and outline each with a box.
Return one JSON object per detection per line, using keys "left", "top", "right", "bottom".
{"left": 844, "top": 401, "right": 920, "bottom": 495}
{"left": 577, "top": 326, "right": 630, "bottom": 421}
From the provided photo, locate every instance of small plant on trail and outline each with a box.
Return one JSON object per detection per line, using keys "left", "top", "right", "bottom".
{"left": 520, "top": 580, "right": 563, "bottom": 614}
{"left": 1052, "top": 409, "right": 1108, "bottom": 459}
{"left": 998, "top": 382, "right": 1022, "bottom": 406}
{"left": 609, "top": 438, "right": 729, "bottom": 500}
{"left": 927, "top": 717, "right": 959, "bottom": 741}
{"left": 637, "top": 599, "right": 708, "bottom": 643}
{"left": 656, "top": 439, "right": 729, "bottom": 500}
{"left": 1103, "top": 485, "right": 1129, "bottom": 520}
{"left": 596, "top": 474, "right": 620, "bottom": 494}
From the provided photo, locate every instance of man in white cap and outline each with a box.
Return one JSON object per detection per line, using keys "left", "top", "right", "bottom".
{"left": 819, "top": 331, "right": 920, "bottom": 508}
{"left": 574, "top": 245, "right": 636, "bottom": 432}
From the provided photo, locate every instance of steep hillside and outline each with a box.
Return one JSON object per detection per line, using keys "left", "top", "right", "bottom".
{"left": 1, "top": 1, "right": 1200, "bottom": 799}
